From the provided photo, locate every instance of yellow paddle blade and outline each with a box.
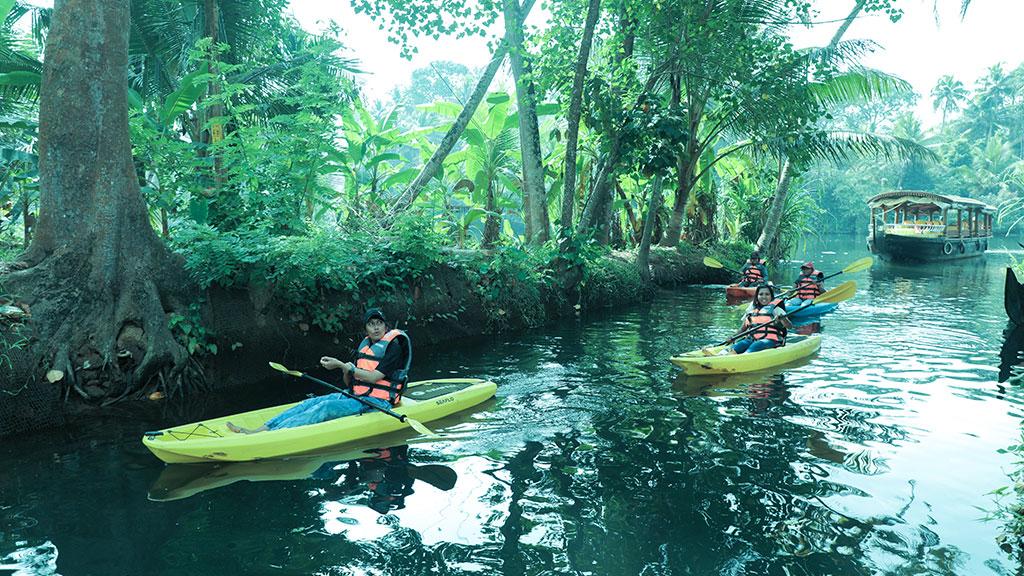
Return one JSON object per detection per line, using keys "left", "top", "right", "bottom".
{"left": 841, "top": 256, "right": 874, "bottom": 275}
{"left": 268, "top": 362, "right": 303, "bottom": 377}
{"left": 703, "top": 256, "right": 724, "bottom": 269}
{"left": 813, "top": 280, "right": 856, "bottom": 304}
{"left": 406, "top": 417, "right": 437, "bottom": 437}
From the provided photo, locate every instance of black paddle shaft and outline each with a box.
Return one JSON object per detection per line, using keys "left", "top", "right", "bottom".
{"left": 299, "top": 371, "right": 408, "bottom": 423}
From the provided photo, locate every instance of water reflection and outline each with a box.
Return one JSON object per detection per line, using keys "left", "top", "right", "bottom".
{"left": 5, "top": 236, "right": 1024, "bottom": 575}
{"left": 0, "top": 540, "right": 58, "bottom": 576}
{"left": 148, "top": 442, "right": 457, "bottom": 510}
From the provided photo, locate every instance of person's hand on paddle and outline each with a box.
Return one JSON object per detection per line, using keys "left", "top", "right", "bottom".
{"left": 320, "top": 356, "right": 345, "bottom": 370}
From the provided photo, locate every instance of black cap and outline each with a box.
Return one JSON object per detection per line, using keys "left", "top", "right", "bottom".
{"left": 363, "top": 308, "right": 386, "bottom": 325}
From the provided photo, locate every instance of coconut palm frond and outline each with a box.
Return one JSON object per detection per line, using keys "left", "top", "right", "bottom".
{"left": 803, "top": 39, "right": 881, "bottom": 69}
{"left": 800, "top": 131, "right": 937, "bottom": 165}
{"left": 808, "top": 68, "right": 913, "bottom": 109}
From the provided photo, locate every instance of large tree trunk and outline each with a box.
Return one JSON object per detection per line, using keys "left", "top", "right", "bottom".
{"left": 576, "top": 7, "right": 634, "bottom": 243}
{"left": 660, "top": 98, "right": 705, "bottom": 247}
{"left": 560, "top": 0, "right": 601, "bottom": 237}
{"left": 754, "top": 157, "right": 794, "bottom": 255}
{"left": 636, "top": 173, "right": 664, "bottom": 281}
{"left": 505, "top": 0, "right": 549, "bottom": 244}
{"left": 386, "top": 0, "right": 536, "bottom": 223}
{"left": 6, "top": 0, "right": 200, "bottom": 403}
{"left": 578, "top": 147, "right": 618, "bottom": 242}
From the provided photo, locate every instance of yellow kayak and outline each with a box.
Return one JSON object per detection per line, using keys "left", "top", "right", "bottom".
{"left": 670, "top": 334, "right": 822, "bottom": 376}
{"left": 142, "top": 378, "right": 497, "bottom": 463}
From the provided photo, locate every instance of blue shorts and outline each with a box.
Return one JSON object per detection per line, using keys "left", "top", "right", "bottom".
{"left": 731, "top": 338, "right": 779, "bottom": 354}
{"left": 264, "top": 393, "right": 391, "bottom": 431}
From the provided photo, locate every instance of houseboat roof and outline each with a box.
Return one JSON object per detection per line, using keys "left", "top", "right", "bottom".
{"left": 867, "top": 190, "right": 997, "bottom": 212}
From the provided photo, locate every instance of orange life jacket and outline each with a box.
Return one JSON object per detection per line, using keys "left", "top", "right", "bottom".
{"left": 794, "top": 270, "right": 823, "bottom": 300}
{"left": 742, "top": 260, "right": 765, "bottom": 284}
{"left": 353, "top": 329, "right": 411, "bottom": 405}
{"left": 744, "top": 303, "right": 785, "bottom": 342}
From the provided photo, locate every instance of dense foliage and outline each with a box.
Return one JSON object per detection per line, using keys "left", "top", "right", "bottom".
{"left": 808, "top": 62, "right": 1024, "bottom": 236}
{"left": 0, "top": 0, "right": 936, "bottom": 277}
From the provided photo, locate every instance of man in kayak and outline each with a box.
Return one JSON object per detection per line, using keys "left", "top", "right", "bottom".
{"left": 792, "top": 261, "right": 824, "bottom": 304}
{"left": 227, "top": 308, "right": 411, "bottom": 433}
{"left": 738, "top": 251, "right": 768, "bottom": 287}
{"left": 730, "top": 284, "right": 792, "bottom": 354}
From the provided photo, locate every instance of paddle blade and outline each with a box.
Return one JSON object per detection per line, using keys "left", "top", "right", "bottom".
{"left": 703, "top": 256, "right": 724, "bottom": 269}
{"left": 407, "top": 464, "right": 458, "bottom": 491}
{"left": 841, "top": 256, "right": 874, "bottom": 275}
{"left": 814, "top": 280, "right": 856, "bottom": 304}
{"left": 268, "top": 362, "right": 303, "bottom": 377}
{"left": 405, "top": 417, "right": 436, "bottom": 437}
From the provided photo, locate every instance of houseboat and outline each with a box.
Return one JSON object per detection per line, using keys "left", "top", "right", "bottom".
{"left": 866, "top": 190, "right": 996, "bottom": 262}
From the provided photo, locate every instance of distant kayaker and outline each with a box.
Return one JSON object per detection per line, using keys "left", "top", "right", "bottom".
{"left": 738, "top": 251, "right": 768, "bottom": 287}
{"left": 792, "top": 261, "right": 824, "bottom": 303}
{"left": 731, "top": 284, "right": 791, "bottom": 354}
{"left": 227, "top": 308, "right": 411, "bottom": 433}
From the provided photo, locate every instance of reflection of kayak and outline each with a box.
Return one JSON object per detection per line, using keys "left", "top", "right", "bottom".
{"left": 670, "top": 334, "right": 822, "bottom": 376}
{"left": 148, "top": 437, "right": 460, "bottom": 502}
{"left": 785, "top": 299, "right": 839, "bottom": 320}
{"left": 673, "top": 368, "right": 790, "bottom": 398}
{"left": 143, "top": 379, "right": 497, "bottom": 463}
{"left": 148, "top": 445, "right": 380, "bottom": 501}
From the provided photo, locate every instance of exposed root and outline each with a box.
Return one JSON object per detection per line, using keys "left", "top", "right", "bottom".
{"left": 3, "top": 249, "right": 208, "bottom": 409}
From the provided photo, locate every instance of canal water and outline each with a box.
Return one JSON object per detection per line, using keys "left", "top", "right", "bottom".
{"left": 3, "top": 235, "right": 1024, "bottom": 575}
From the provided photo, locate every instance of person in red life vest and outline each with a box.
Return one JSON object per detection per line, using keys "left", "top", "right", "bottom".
{"left": 227, "top": 308, "right": 411, "bottom": 433}
{"left": 738, "top": 251, "right": 768, "bottom": 287}
{"left": 792, "top": 261, "right": 824, "bottom": 304}
{"left": 730, "top": 284, "right": 792, "bottom": 354}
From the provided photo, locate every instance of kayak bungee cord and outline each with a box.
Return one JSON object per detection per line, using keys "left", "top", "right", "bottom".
{"left": 145, "top": 423, "right": 223, "bottom": 441}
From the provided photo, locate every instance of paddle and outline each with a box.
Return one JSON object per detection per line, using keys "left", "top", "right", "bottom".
{"left": 708, "top": 280, "right": 857, "bottom": 350}
{"left": 776, "top": 256, "right": 873, "bottom": 302}
{"left": 407, "top": 463, "right": 458, "bottom": 490}
{"left": 268, "top": 362, "right": 435, "bottom": 437}
{"left": 703, "top": 256, "right": 744, "bottom": 278}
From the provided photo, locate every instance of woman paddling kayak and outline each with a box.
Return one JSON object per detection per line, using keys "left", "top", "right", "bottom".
{"left": 729, "top": 284, "right": 793, "bottom": 354}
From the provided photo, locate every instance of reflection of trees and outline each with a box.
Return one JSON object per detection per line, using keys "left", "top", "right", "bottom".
{"left": 489, "top": 383, "right": 964, "bottom": 575}
{"left": 869, "top": 260, "right": 993, "bottom": 310}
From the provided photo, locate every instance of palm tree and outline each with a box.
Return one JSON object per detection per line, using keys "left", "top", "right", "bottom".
{"left": 753, "top": 68, "right": 935, "bottom": 256}
{"left": 931, "top": 75, "right": 968, "bottom": 127}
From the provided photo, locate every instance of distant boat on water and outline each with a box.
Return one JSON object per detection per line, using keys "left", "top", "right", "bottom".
{"left": 867, "top": 190, "right": 996, "bottom": 263}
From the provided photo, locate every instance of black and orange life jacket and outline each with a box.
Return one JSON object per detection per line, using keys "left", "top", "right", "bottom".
{"left": 744, "top": 303, "right": 785, "bottom": 343}
{"left": 353, "top": 329, "right": 411, "bottom": 406}
{"left": 742, "top": 260, "right": 766, "bottom": 284}
{"left": 794, "top": 270, "right": 823, "bottom": 300}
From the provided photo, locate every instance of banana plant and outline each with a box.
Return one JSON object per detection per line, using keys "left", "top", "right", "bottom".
{"left": 418, "top": 91, "right": 562, "bottom": 246}
{"left": 330, "top": 100, "right": 417, "bottom": 221}
{"left": 423, "top": 92, "right": 520, "bottom": 247}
